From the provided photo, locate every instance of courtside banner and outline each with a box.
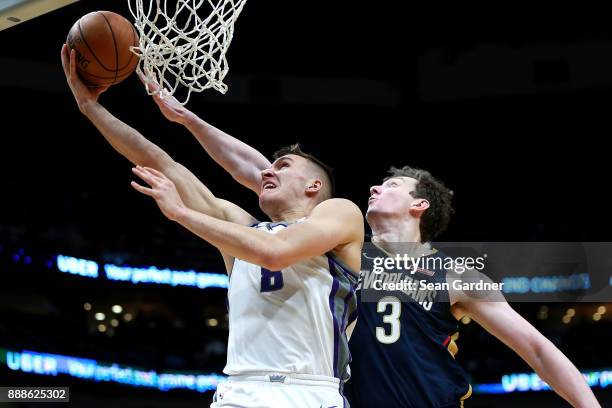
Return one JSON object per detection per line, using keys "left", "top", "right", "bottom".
{"left": 359, "top": 242, "right": 612, "bottom": 303}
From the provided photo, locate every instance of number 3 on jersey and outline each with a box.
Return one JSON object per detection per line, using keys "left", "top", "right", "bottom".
{"left": 260, "top": 268, "right": 284, "bottom": 292}
{"left": 376, "top": 296, "right": 401, "bottom": 344}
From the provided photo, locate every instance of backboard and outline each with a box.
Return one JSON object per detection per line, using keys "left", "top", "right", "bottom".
{"left": 0, "top": 0, "right": 78, "bottom": 31}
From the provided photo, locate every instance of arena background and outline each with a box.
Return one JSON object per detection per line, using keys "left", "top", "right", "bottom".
{"left": 1, "top": 1, "right": 611, "bottom": 407}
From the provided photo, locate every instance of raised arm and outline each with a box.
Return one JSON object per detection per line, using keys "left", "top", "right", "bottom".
{"left": 141, "top": 75, "right": 271, "bottom": 194}
{"left": 61, "top": 44, "right": 254, "bottom": 226}
{"left": 454, "top": 300, "right": 600, "bottom": 408}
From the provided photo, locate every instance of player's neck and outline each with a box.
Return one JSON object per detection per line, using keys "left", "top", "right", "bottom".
{"left": 369, "top": 215, "right": 422, "bottom": 244}
{"left": 269, "top": 207, "right": 311, "bottom": 223}
{"left": 264, "top": 197, "right": 316, "bottom": 222}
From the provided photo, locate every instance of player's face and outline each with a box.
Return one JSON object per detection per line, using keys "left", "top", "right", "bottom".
{"left": 366, "top": 177, "right": 419, "bottom": 219}
{"left": 259, "top": 155, "right": 311, "bottom": 211}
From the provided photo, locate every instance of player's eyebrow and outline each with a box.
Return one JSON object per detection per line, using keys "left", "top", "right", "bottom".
{"left": 272, "top": 156, "right": 294, "bottom": 166}
{"left": 383, "top": 177, "right": 404, "bottom": 186}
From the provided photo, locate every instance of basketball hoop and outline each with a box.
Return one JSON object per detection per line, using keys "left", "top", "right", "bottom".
{"left": 128, "top": 0, "right": 247, "bottom": 104}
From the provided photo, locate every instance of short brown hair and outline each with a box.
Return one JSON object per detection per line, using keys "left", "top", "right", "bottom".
{"left": 386, "top": 166, "right": 454, "bottom": 242}
{"left": 273, "top": 144, "right": 335, "bottom": 200}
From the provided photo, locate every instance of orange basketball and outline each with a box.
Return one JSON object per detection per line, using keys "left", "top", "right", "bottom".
{"left": 66, "top": 11, "right": 139, "bottom": 87}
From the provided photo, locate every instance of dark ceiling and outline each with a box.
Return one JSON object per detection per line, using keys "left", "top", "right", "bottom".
{"left": 1, "top": 1, "right": 611, "bottom": 269}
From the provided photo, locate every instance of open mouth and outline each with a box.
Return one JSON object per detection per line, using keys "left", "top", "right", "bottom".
{"left": 262, "top": 182, "right": 277, "bottom": 191}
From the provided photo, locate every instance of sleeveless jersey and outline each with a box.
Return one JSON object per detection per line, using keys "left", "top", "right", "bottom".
{"left": 224, "top": 220, "right": 359, "bottom": 382}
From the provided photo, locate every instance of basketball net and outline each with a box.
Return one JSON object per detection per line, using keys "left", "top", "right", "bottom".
{"left": 128, "top": 0, "right": 247, "bottom": 104}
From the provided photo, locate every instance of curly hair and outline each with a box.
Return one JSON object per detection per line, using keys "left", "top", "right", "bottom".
{"left": 385, "top": 166, "right": 454, "bottom": 242}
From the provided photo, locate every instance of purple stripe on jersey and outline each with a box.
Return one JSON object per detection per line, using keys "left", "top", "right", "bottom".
{"left": 328, "top": 257, "right": 340, "bottom": 378}
{"left": 328, "top": 255, "right": 359, "bottom": 281}
{"left": 340, "top": 290, "right": 352, "bottom": 332}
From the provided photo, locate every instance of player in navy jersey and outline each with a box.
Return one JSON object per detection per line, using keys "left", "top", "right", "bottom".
{"left": 343, "top": 166, "right": 599, "bottom": 408}
{"left": 131, "top": 83, "right": 600, "bottom": 407}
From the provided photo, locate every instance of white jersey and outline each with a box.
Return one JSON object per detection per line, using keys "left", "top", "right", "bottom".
{"left": 224, "top": 220, "right": 358, "bottom": 381}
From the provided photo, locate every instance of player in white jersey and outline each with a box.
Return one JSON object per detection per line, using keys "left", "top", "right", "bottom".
{"left": 61, "top": 45, "right": 364, "bottom": 408}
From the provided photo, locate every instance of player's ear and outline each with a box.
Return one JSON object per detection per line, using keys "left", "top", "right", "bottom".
{"left": 305, "top": 179, "right": 322, "bottom": 196}
{"left": 409, "top": 198, "right": 429, "bottom": 218}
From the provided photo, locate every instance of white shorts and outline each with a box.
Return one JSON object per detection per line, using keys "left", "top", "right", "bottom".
{"left": 210, "top": 373, "right": 347, "bottom": 408}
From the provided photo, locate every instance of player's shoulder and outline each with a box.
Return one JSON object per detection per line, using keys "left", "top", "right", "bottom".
{"left": 446, "top": 266, "right": 506, "bottom": 304}
{"left": 311, "top": 199, "right": 364, "bottom": 233}
{"left": 310, "top": 199, "right": 364, "bottom": 248}
{"left": 313, "top": 198, "right": 363, "bottom": 217}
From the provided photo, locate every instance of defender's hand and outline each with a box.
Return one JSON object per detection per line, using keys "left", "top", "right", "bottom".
{"left": 130, "top": 166, "right": 186, "bottom": 221}
{"left": 138, "top": 71, "right": 192, "bottom": 125}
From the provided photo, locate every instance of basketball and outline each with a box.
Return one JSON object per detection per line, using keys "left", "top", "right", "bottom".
{"left": 66, "top": 11, "right": 139, "bottom": 87}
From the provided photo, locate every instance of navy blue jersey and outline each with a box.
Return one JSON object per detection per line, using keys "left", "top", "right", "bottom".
{"left": 344, "top": 244, "right": 471, "bottom": 408}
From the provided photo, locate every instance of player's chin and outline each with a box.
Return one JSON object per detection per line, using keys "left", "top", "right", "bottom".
{"left": 365, "top": 205, "right": 382, "bottom": 219}
{"left": 258, "top": 190, "right": 278, "bottom": 206}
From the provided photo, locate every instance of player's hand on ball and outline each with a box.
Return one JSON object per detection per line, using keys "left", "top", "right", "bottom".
{"left": 138, "top": 71, "right": 191, "bottom": 124}
{"left": 60, "top": 44, "right": 108, "bottom": 113}
{"left": 130, "top": 166, "right": 186, "bottom": 221}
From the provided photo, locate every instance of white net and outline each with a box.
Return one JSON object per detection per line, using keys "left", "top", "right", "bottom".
{"left": 128, "top": 0, "right": 247, "bottom": 104}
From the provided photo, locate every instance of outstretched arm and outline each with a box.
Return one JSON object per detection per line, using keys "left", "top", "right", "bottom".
{"left": 131, "top": 166, "right": 364, "bottom": 271}
{"left": 61, "top": 44, "right": 254, "bottom": 226}
{"left": 141, "top": 75, "right": 271, "bottom": 194}
{"left": 455, "top": 300, "right": 600, "bottom": 408}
